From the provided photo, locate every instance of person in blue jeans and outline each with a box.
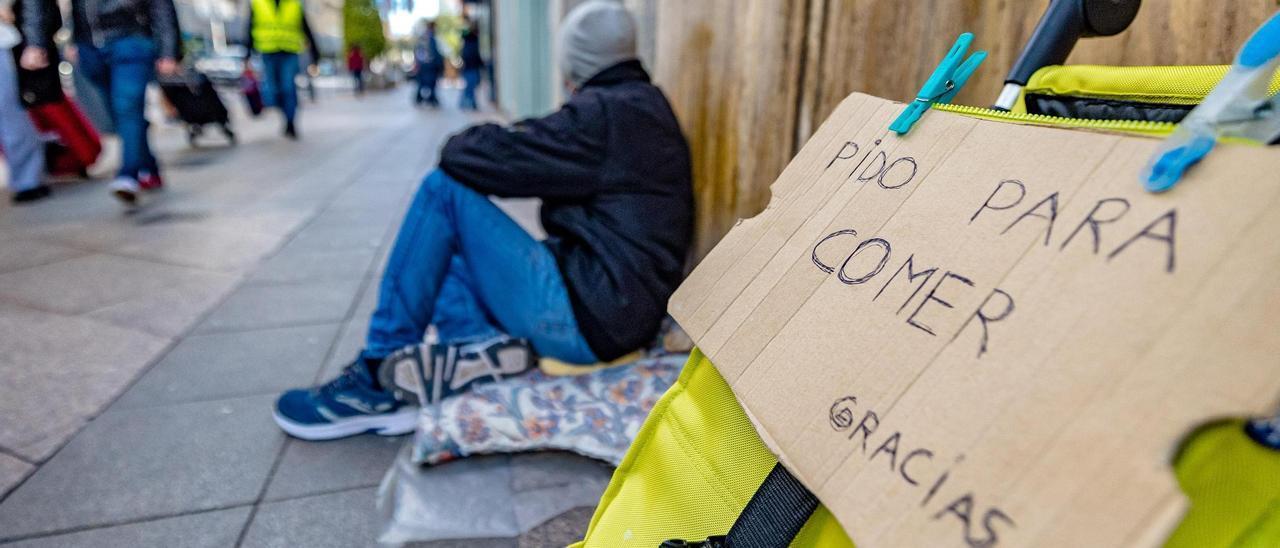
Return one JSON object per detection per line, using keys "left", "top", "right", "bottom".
{"left": 24, "top": 0, "right": 181, "bottom": 205}
{"left": 458, "top": 20, "right": 483, "bottom": 110}
{"left": 3, "top": 0, "right": 53, "bottom": 204}
{"left": 413, "top": 20, "right": 442, "bottom": 107}
{"left": 273, "top": 1, "right": 693, "bottom": 441}
{"left": 0, "top": 47, "right": 48, "bottom": 204}
{"left": 245, "top": 0, "right": 320, "bottom": 139}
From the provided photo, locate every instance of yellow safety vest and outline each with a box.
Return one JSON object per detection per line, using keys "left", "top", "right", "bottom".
{"left": 251, "top": 0, "right": 305, "bottom": 54}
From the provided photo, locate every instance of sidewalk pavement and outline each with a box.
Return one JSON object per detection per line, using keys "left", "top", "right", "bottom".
{"left": 0, "top": 87, "right": 609, "bottom": 546}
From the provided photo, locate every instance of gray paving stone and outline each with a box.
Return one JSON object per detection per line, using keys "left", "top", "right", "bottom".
{"left": 0, "top": 254, "right": 229, "bottom": 315}
{"left": 27, "top": 216, "right": 289, "bottom": 272}
{"left": 325, "top": 185, "right": 414, "bottom": 215}
{"left": 516, "top": 507, "right": 595, "bottom": 548}
{"left": 241, "top": 488, "right": 382, "bottom": 548}
{"left": 0, "top": 507, "right": 251, "bottom": 548}
{"left": 85, "top": 273, "right": 240, "bottom": 338}
{"left": 406, "top": 540, "right": 516, "bottom": 548}
{"left": 0, "top": 453, "right": 34, "bottom": 499}
{"left": 195, "top": 278, "right": 363, "bottom": 333}
{"left": 113, "top": 323, "right": 341, "bottom": 409}
{"left": 104, "top": 224, "right": 285, "bottom": 272}
{"left": 0, "top": 395, "right": 284, "bottom": 539}
{"left": 264, "top": 435, "right": 407, "bottom": 501}
{"left": 10, "top": 219, "right": 135, "bottom": 252}
{"left": 304, "top": 208, "right": 400, "bottom": 239}
{"left": 0, "top": 184, "right": 122, "bottom": 231}
{"left": 282, "top": 223, "right": 388, "bottom": 254}
{"left": 198, "top": 211, "right": 314, "bottom": 239}
{"left": 509, "top": 452, "right": 615, "bottom": 493}
{"left": 0, "top": 240, "right": 88, "bottom": 275}
{"left": 247, "top": 245, "right": 379, "bottom": 285}
{"left": 354, "top": 277, "right": 381, "bottom": 319}
{"left": 0, "top": 303, "right": 169, "bottom": 461}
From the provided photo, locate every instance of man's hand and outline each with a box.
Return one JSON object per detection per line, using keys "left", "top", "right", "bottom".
{"left": 307, "top": 63, "right": 319, "bottom": 77}
{"left": 64, "top": 45, "right": 78, "bottom": 63}
{"left": 19, "top": 47, "right": 49, "bottom": 70}
{"left": 156, "top": 57, "right": 179, "bottom": 77}
{"left": 0, "top": 7, "right": 15, "bottom": 24}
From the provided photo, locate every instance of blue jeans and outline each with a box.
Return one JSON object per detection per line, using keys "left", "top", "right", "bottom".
{"left": 0, "top": 49, "right": 44, "bottom": 192}
{"left": 78, "top": 36, "right": 157, "bottom": 179}
{"left": 415, "top": 64, "right": 440, "bottom": 104}
{"left": 261, "top": 52, "right": 300, "bottom": 123}
{"left": 461, "top": 68, "right": 481, "bottom": 109}
{"left": 364, "top": 169, "right": 597, "bottom": 365}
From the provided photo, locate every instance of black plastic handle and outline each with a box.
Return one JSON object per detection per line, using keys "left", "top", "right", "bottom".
{"left": 1005, "top": 0, "right": 1142, "bottom": 86}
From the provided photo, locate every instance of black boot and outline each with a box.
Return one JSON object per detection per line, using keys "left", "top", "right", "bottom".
{"left": 11, "top": 185, "right": 52, "bottom": 204}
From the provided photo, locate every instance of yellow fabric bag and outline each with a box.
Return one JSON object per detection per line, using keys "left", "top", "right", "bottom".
{"left": 572, "top": 349, "right": 854, "bottom": 548}
{"left": 576, "top": 65, "right": 1280, "bottom": 547}
{"left": 575, "top": 351, "right": 1280, "bottom": 547}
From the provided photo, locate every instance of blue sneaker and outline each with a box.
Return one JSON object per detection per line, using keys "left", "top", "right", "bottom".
{"left": 273, "top": 360, "right": 417, "bottom": 441}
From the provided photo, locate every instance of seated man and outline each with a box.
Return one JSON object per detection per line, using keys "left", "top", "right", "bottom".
{"left": 274, "top": 1, "right": 693, "bottom": 441}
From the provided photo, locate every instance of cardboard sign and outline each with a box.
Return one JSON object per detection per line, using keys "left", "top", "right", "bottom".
{"left": 669, "top": 93, "right": 1280, "bottom": 547}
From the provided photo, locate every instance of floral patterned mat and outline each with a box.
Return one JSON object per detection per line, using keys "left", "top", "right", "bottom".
{"left": 413, "top": 353, "right": 688, "bottom": 466}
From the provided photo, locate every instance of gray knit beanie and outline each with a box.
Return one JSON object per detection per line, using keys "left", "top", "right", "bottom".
{"left": 558, "top": 1, "right": 638, "bottom": 89}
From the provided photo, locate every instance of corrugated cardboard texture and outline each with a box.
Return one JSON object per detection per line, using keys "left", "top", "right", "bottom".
{"left": 670, "top": 93, "right": 1280, "bottom": 547}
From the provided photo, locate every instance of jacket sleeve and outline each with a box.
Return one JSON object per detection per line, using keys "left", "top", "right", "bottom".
{"left": 301, "top": 12, "right": 320, "bottom": 61}
{"left": 19, "top": 0, "right": 58, "bottom": 50}
{"left": 244, "top": 9, "right": 255, "bottom": 58}
{"left": 151, "top": 0, "right": 182, "bottom": 60}
{"left": 438, "top": 96, "right": 609, "bottom": 199}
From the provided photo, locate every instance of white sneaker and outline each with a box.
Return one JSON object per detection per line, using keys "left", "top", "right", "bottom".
{"left": 108, "top": 176, "right": 141, "bottom": 206}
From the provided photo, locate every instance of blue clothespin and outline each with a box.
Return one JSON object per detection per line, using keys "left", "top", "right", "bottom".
{"left": 1246, "top": 413, "right": 1280, "bottom": 450}
{"left": 1143, "top": 11, "right": 1280, "bottom": 192}
{"left": 889, "top": 33, "right": 988, "bottom": 135}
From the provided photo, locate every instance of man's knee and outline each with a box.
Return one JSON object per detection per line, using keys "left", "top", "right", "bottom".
{"left": 415, "top": 169, "right": 479, "bottom": 215}
{"left": 421, "top": 168, "right": 462, "bottom": 192}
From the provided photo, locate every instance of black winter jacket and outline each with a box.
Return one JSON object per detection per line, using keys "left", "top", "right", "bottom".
{"left": 49, "top": 0, "right": 183, "bottom": 60}
{"left": 439, "top": 61, "right": 693, "bottom": 361}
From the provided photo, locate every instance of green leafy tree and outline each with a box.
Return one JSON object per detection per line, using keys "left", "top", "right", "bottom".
{"left": 343, "top": 0, "right": 387, "bottom": 58}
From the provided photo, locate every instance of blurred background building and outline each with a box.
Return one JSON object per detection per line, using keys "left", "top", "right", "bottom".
{"left": 155, "top": 0, "right": 1280, "bottom": 261}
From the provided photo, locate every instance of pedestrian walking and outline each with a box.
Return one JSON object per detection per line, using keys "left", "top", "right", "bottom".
{"left": 459, "top": 20, "right": 484, "bottom": 110}
{"left": 0, "top": 0, "right": 54, "bottom": 203}
{"left": 245, "top": 0, "right": 320, "bottom": 139}
{"left": 22, "top": 0, "right": 179, "bottom": 206}
{"left": 347, "top": 44, "right": 364, "bottom": 95}
{"left": 413, "top": 20, "right": 442, "bottom": 107}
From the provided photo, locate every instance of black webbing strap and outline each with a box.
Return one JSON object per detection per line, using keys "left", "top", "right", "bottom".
{"left": 661, "top": 463, "right": 819, "bottom": 548}
{"left": 724, "top": 463, "right": 820, "bottom": 547}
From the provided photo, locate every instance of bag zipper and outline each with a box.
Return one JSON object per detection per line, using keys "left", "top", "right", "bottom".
{"left": 934, "top": 103, "right": 1177, "bottom": 137}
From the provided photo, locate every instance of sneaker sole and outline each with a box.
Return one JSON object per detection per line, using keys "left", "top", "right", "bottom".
{"left": 379, "top": 345, "right": 429, "bottom": 406}
{"left": 112, "top": 188, "right": 138, "bottom": 206}
{"left": 379, "top": 341, "right": 535, "bottom": 407}
{"left": 272, "top": 407, "right": 418, "bottom": 441}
